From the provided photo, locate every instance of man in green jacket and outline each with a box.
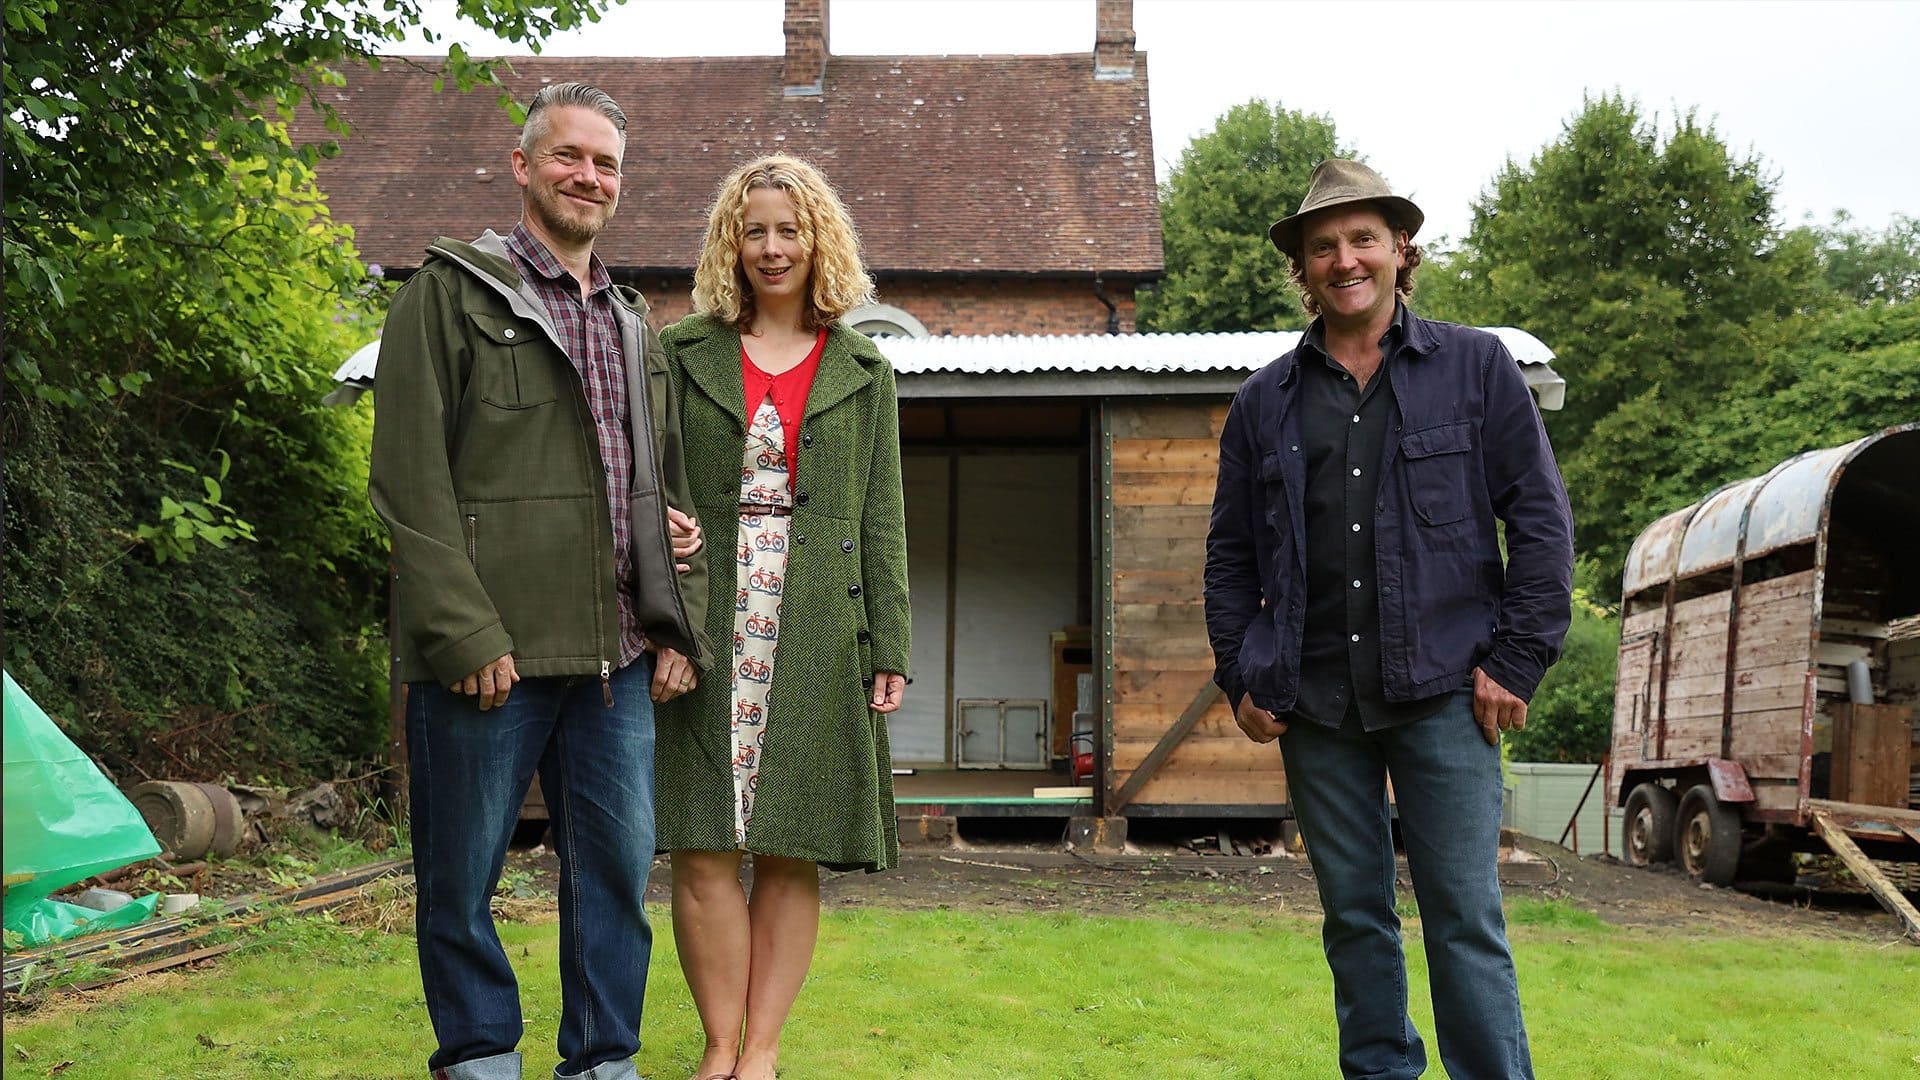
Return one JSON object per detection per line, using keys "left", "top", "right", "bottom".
{"left": 369, "top": 82, "right": 711, "bottom": 1080}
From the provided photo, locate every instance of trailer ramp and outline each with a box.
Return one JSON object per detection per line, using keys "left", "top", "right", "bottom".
{"left": 1808, "top": 800, "right": 1920, "bottom": 943}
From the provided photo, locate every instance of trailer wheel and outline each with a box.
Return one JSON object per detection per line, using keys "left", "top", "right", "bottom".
{"left": 1623, "top": 783, "right": 1677, "bottom": 867}
{"left": 1676, "top": 785, "right": 1741, "bottom": 886}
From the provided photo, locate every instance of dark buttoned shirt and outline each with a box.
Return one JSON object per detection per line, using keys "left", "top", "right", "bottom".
{"left": 504, "top": 223, "right": 646, "bottom": 667}
{"left": 1292, "top": 306, "right": 1452, "bottom": 731}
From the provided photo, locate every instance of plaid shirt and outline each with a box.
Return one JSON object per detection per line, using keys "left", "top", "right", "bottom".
{"left": 505, "top": 223, "right": 646, "bottom": 667}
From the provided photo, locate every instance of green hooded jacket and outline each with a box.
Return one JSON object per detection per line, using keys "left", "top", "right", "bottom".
{"left": 369, "top": 231, "right": 712, "bottom": 687}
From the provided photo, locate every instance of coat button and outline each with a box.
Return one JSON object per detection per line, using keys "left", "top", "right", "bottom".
{"left": 861, "top": 675, "right": 875, "bottom": 689}
{"left": 795, "top": 534, "right": 807, "bottom": 545}
{"left": 848, "top": 584, "right": 862, "bottom": 598}
{"left": 503, "top": 327, "right": 516, "bottom": 339}
{"left": 801, "top": 432, "right": 814, "bottom": 448}
{"left": 841, "top": 538, "right": 855, "bottom": 552}
{"left": 857, "top": 629, "right": 872, "bottom": 643}
{"left": 796, "top": 491, "right": 810, "bottom": 507}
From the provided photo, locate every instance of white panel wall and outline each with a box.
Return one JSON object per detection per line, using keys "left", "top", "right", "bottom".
{"left": 1506, "top": 762, "right": 1623, "bottom": 856}
{"left": 951, "top": 454, "right": 1080, "bottom": 743}
{"left": 889, "top": 454, "right": 950, "bottom": 763}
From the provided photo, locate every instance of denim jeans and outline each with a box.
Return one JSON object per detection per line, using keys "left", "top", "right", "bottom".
{"left": 1278, "top": 691, "right": 1533, "bottom": 1080}
{"left": 408, "top": 657, "right": 656, "bottom": 1080}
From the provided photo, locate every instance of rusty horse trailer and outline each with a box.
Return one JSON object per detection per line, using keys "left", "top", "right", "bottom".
{"left": 1607, "top": 424, "right": 1920, "bottom": 940}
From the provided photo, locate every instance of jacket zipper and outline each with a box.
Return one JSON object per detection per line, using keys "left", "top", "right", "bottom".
{"left": 464, "top": 514, "right": 477, "bottom": 565}
{"left": 601, "top": 660, "right": 613, "bottom": 707}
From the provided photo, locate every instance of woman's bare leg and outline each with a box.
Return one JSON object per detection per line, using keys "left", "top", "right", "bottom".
{"left": 671, "top": 850, "right": 751, "bottom": 1079}
{"left": 731, "top": 854, "right": 821, "bottom": 1080}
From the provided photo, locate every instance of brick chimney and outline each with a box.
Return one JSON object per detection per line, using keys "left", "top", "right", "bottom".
{"left": 1094, "top": 0, "right": 1136, "bottom": 81}
{"left": 784, "top": 0, "right": 828, "bottom": 97}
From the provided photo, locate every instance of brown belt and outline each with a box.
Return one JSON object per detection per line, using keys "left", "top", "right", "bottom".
{"left": 739, "top": 503, "right": 794, "bottom": 517}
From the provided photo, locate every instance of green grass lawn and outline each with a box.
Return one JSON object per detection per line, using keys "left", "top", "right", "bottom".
{"left": 7, "top": 900, "right": 1917, "bottom": 1079}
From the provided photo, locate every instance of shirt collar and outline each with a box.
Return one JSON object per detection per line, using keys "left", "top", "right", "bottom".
{"left": 506, "top": 221, "right": 613, "bottom": 296}
{"left": 1301, "top": 301, "right": 1407, "bottom": 363}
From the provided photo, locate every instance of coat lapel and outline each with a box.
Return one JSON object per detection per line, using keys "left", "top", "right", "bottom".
{"left": 678, "top": 322, "right": 749, "bottom": 431}
{"left": 803, "top": 326, "right": 882, "bottom": 421}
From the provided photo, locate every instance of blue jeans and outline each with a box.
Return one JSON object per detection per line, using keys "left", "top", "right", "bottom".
{"left": 408, "top": 657, "right": 656, "bottom": 1080}
{"left": 1278, "top": 691, "right": 1533, "bottom": 1080}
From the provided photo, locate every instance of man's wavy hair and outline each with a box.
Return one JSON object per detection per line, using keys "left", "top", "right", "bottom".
{"left": 1282, "top": 204, "right": 1423, "bottom": 318}
{"left": 692, "top": 155, "right": 875, "bottom": 331}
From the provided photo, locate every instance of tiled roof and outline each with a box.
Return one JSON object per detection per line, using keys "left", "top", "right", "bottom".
{"left": 294, "top": 54, "right": 1163, "bottom": 277}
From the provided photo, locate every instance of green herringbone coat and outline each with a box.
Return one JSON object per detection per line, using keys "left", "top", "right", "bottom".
{"left": 655, "top": 314, "right": 909, "bottom": 872}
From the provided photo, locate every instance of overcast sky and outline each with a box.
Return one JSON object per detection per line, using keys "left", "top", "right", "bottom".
{"left": 396, "top": 0, "right": 1919, "bottom": 247}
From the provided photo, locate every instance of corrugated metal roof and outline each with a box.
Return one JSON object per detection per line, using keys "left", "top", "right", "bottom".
{"left": 332, "top": 326, "right": 1565, "bottom": 408}
{"left": 1620, "top": 424, "right": 1919, "bottom": 596}
{"left": 873, "top": 327, "right": 1558, "bottom": 375}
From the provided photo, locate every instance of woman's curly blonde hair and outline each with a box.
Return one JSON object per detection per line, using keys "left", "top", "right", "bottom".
{"left": 692, "top": 155, "right": 875, "bottom": 331}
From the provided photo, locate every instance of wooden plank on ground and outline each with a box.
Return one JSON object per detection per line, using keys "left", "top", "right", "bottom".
{"left": 1810, "top": 810, "right": 1920, "bottom": 943}
{"left": 1109, "top": 681, "right": 1222, "bottom": 813}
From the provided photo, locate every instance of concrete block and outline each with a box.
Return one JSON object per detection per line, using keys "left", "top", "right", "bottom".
{"left": 898, "top": 814, "right": 958, "bottom": 848}
{"left": 1067, "top": 815, "right": 1128, "bottom": 854}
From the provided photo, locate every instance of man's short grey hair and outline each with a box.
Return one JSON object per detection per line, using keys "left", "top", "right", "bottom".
{"left": 519, "top": 82, "right": 627, "bottom": 155}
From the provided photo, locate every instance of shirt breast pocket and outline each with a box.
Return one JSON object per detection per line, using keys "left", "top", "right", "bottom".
{"left": 1400, "top": 420, "right": 1473, "bottom": 527}
{"left": 468, "top": 313, "right": 560, "bottom": 410}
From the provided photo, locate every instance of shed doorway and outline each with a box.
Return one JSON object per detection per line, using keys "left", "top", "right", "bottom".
{"left": 891, "top": 401, "right": 1093, "bottom": 769}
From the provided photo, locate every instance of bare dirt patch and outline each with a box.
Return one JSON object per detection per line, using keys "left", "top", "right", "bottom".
{"left": 496, "top": 833, "right": 1910, "bottom": 944}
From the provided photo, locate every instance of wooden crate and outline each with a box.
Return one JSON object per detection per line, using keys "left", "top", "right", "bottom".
{"left": 1831, "top": 703, "right": 1914, "bottom": 807}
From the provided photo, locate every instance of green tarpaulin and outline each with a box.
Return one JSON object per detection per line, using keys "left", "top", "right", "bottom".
{"left": 3, "top": 671, "right": 162, "bottom": 945}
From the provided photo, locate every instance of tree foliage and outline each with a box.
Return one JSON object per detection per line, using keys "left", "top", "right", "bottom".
{"left": 3, "top": 0, "right": 613, "bottom": 780}
{"left": 1567, "top": 300, "right": 1920, "bottom": 586}
{"left": 1508, "top": 560, "right": 1618, "bottom": 764}
{"left": 1138, "top": 100, "right": 1349, "bottom": 332}
{"left": 1801, "top": 212, "right": 1920, "bottom": 306}
{"left": 1440, "top": 93, "right": 1824, "bottom": 460}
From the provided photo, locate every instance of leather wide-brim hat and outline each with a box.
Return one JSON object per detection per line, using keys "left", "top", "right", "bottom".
{"left": 1268, "top": 158, "right": 1424, "bottom": 255}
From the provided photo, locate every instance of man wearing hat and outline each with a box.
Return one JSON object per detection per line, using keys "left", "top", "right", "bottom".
{"left": 1204, "top": 159, "right": 1573, "bottom": 1079}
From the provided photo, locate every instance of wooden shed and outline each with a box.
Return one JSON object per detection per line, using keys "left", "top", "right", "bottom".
{"left": 879, "top": 329, "right": 1568, "bottom": 829}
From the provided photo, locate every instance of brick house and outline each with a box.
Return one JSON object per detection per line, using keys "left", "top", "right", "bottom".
{"left": 297, "top": 0, "right": 1162, "bottom": 337}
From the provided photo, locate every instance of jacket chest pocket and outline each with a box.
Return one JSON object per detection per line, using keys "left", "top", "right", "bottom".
{"left": 1399, "top": 420, "right": 1473, "bottom": 526}
{"left": 468, "top": 313, "right": 561, "bottom": 410}
{"left": 1258, "top": 448, "right": 1293, "bottom": 543}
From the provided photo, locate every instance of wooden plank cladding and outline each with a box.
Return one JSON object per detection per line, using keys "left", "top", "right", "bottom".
{"left": 1107, "top": 401, "right": 1283, "bottom": 807}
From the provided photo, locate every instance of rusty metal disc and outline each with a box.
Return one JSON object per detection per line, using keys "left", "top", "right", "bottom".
{"left": 127, "top": 780, "right": 215, "bottom": 860}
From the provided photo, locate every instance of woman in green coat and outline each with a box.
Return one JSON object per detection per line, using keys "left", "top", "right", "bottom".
{"left": 655, "top": 155, "right": 909, "bottom": 1080}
